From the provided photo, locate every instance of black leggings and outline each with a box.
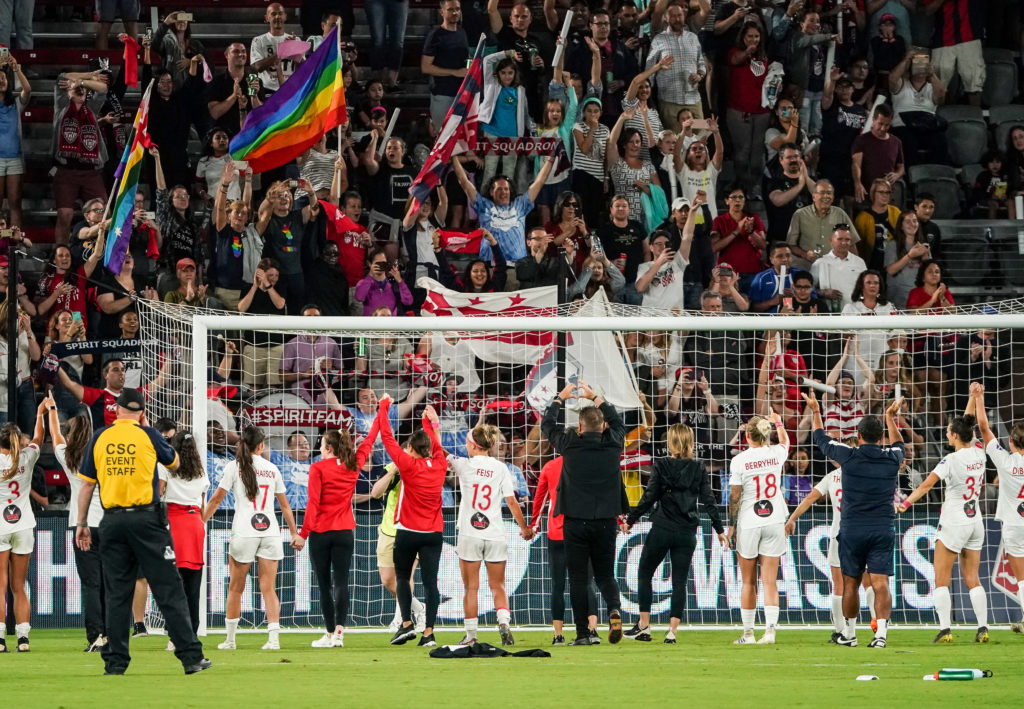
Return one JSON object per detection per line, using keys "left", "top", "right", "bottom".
{"left": 548, "top": 538, "right": 597, "bottom": 622}
{"left": 394, "top": 530, "right": 442, "bottom": 629}
{"left": 637, "top": 525, "right": 697, "bottom": 619}
{"left": 308, "top": 529, "right": 355, "bottom": 630}
{"left": 178, "top": 567, "right": 203, "bottom": 634}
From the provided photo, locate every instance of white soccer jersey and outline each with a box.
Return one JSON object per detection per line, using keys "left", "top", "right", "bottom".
{"left": 986, "top": 439, "right": 1024, "bottom": 528}
{"left": 56, "top": 443, "right": 104, "bottom": 528}
{"left": 159, "top": 464, "right": 210, "bottom": 507}
{"left": 933, "top": 444, "right": 987, "bottom": 527}
{"left": 219, "top": 457, "right": 286, "bottom": 538}
{"left": 813, "top": 468, "right": 843, "bottom": 538}
{"left": 0, "top": 444, "right": 40, "bottom": 535}
{"left": 450, "top": 454, "right": 514, "bottom": 542}
{"left": 729, "top": 443, "right": 789, "bottom": 529}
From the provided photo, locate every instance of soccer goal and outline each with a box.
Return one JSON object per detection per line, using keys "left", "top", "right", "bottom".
{"left": 122, "top": 294, "right": 1024, "bottom": 634}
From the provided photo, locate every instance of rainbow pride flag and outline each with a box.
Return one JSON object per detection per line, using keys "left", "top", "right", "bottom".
{"left": 230, "top": 26, "right": 347, "bottom": 173}
{"left": 104, "top": 81, "right": 153, "bottom": 274}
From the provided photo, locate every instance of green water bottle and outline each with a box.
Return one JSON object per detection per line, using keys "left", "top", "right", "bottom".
{"left": 357, "top": 337, "right": 366, "bottom": 357}
{"left": 927, "top": 668, "right": 993, "bottom": 681}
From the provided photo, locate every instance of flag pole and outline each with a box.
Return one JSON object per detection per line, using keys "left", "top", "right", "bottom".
{"left": 335, "top": 23, "right": 344, "bottom": 201}
{"left": 101, "top": 79, "right": 154, "bottom": 223}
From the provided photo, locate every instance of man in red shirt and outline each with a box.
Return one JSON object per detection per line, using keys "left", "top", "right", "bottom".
{"left": 710, "top": 187, "right": 766, "bottom": 294}
{"left": 57, "top": 356, "right": 167, "bottom": 426}
{"left": 851, "top": 104, "right": 904, "bottom": 203}
{"left": 922, "top": 0, "right": 985, "bottom": 107}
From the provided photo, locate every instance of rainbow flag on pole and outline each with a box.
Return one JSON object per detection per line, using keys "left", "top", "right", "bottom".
{"left": 104, "top": 82, "right": 153, "bottom": 274}
{"left": 229, "top": 26, "right": 347, "bottom": 173}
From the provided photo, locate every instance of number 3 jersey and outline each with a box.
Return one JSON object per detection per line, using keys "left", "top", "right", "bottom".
{"left": 0, "top": 444, "right": 40, "bottom": 535}
{"left": 933, "top": 444, "right": 986, "bottom": 528}
{"left": 450, "top": 454, "right": 514, "bottom": 542}
{"left": 218, "top": 457, "right": 286, "bottom": 538}
{"left": 729, "top": 443, "right": 789, "bottom": 529}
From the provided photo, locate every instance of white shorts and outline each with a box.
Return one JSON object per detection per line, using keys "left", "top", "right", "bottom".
{"left": 736, "top": 523, "right": 786, "bottom": 560}
{"left": 1001, "top": 524, "right": 1024, "bottom": 557}
{"left": 0, "top": 528, "right": 34, "bottom": 554}
{"left": 937, "top": 521, "right": 984, "bottom": 554}
{"left": 457, "top": 535, "right": 508, "bottom": 563}
{"left": 827, "top": 536, "right": 840, "bottom": 568}
{"left": 229, "top": 534, "right": 284, "bottom": 564}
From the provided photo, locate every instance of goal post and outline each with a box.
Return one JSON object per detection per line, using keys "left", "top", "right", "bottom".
{"left": 128, "top": 299, "right": 1024, "bottom": 631}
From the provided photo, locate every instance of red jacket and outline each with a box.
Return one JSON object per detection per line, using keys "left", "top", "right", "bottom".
{"left": 299, "top": 418, "right": 379, "bottom": 538}
{"left": 531, "top": 457, "right": 564, "bottom": 541}
{"left": 379, "top": 400, "right": 447, "bottom": 533}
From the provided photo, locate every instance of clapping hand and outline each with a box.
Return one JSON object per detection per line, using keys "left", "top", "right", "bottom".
{"left": 885, "top": 396, "right": 905, "bottom": 417}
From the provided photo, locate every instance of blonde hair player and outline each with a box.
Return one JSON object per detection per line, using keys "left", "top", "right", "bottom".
{"left": 727, "top": 411, "right": 790, "bottom": 645}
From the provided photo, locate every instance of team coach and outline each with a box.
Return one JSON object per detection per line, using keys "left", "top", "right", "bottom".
{"left": 75, "top": 389, "right": 210, "bottom": 675}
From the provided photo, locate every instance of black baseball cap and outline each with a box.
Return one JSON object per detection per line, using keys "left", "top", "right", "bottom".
{"left": 116, "top": 389, "right": 146, "bottom": 412}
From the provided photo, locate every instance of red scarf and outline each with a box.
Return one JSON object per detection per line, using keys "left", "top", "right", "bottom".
{"left": 122, "top": 35, "right": 140, "bottom": 87}
{"left": 57, "top": 100, "right": 102, "bottom": 166}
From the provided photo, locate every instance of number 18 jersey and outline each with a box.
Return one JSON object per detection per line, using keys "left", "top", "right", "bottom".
{"left": 729, "top": 443, "right": 789, "bottom": 529}
{"left": 934, "top": 444, "right": 986, "bottom": 527}
{"left": 450, "top": 454, "right": 514, "bottom": 542}
{"left": 219, "top": 457, "right": 286, "bottom": 538}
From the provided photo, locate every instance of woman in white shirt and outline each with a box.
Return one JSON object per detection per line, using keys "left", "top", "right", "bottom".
{"left": 204, "top": 426, "right": 302, "bottom": 651}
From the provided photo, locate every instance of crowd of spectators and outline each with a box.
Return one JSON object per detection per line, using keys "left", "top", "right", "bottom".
{"left": 0, "top": 0, "right": 1020, "bottom": 515}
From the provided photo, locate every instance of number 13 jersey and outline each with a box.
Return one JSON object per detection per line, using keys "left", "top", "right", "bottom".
{"left": 729, "top": 443, "right": 789, "bottom": 529}
{"left": 450, "top": 454, "right": 514, "bottom": 542}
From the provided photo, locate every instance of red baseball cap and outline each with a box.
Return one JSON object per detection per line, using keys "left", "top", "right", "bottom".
{"left": 176, "top": 258, "right": 197, "bottom": 271}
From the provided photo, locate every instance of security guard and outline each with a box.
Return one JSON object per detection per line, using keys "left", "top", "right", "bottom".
{"left": 75, "top": 389, "right": 211, "bottom": 675}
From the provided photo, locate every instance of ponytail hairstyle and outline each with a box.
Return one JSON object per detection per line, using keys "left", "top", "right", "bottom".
{"left": 170, "top": 431, "right": 204, "bottom": 481}
{"left": 64, "top": 415, "right": 93, "bottom": 473}
{"left": 236, "top": 426, "right": 266, "bottom": 502}
{"left": 322, "top": 429, "right": 356, "bottom": 470}
{"left": 746, "top": 416, "right": 773, "bottom": 446}
{"left": 948, "top": 414, "right": 977, "bottom": 444}
{"left": 468, "top": 424, "right": 500, "bottom": 452}
{"left": 0, "top": 422, "right": 22, "bottom": 481}
{"left": 666, "top": 423, "right": 695, "bottom": 459}
{"left": 1009, "top": 421, "right": 1024, "bottom": 451}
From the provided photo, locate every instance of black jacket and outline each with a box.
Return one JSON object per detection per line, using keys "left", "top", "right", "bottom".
{"left": 626, "top": 457, "right": 724, "bottom": 534}
{"left": 542, "top": 400, "right": 629, "bottom": 520}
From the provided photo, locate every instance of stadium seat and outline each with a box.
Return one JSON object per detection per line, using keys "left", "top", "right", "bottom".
{"left": 959, "top": 163, "right": 984, "bottom": 190}
{"left": 989, "top": 104, "right": 1024, "bottom": 151}
{"left": 939, "top": 234, "right": 989, "bottom": 286}
{"left": 994, "top": 236, "right": 1024, "bottom": 287}
{"left": 909, "top": 164, "right": 959, "bottom": 183}
{"left": 982, "top": 48, "right": 1019, "bottom": 108}
{"left": 937, "top": 105, "right": 988, "bottom": 167}
{"left": 911, "top": 178, "right": 962, "bottom": 219}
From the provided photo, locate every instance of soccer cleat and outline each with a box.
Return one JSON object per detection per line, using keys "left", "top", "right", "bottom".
{"left": 828, "top": 631, "right": 841, "bottom": 644}
{"left": 331, "top": 631, "right": 345, "bottom": 648}
{"left": 568, "top": 635, "right": 597, "bottom": 646}
{"left": 498, "top": 623, "right": 515, "bottom": 646}
{"left": 932, "top": 628, "right": 953, "bottom": 644}
{"left": 868, "top": 637, "right": 886, "bottom": 648}
{"left": 756, "top": 629, "right": 776, "bottom": 645}
{"left": 663, "top": 633, "right": 677, "bottom": 645}
{"left": 104, "top": 668, "right": 126, "bottom": 675}
{"left": 459, "top": 635, "right": 477, "bottom": 646}
{"left": 417, "top": 634, "right": 437, "bottom": 647}
{"left": 633, "top": 629, "right": 652, "bottom": 642}
{"left": 261, "top": 640, "right": 280, "bottom": 651}
{"left": 1011, "top": 621, "right": 1024, "bottom": 634}
{"left": 870, "top": 618, "right": 878, "bottom": 633}
{"left": 132, "top": 622, "right": 148, "bottom": 638}
{"left": 551, "top": 635, "right": 565, "bottom": 646}
{"left": 390, "top": 624, "right": 416, "bottom": 646}
{"left": 836, "top": 634, "right": 858, "bottom": 647}
{"left": 733, "top": 632, "right": 756, "bottom": 645}
{"left": 623, "top": 622, "right": 644, "bottom": 639}
{"left": 216, "top": 640, "right": 236, "bottom": 651}
{"left": 311, "top": 633, "right": 335, "bottom": 648}
{"left": 184, "top": 658, "right": 212, "bottom": 675}
{"left": 608, "top": 610, "right": 623, "bottom": 644}
{"left": 974, "top": 626, "right": 989, "bottom": 644}
{"left": 85, "top": 636, "right": 107, "bottom": 653}
{"left": 16, "top": 637, "right": 29, "bottom": 652}
{"left": 588, "top": 628, "right": 601, "bottom": 644}
{"left": 0, "top": 639, "right": 8, "bottom": 653}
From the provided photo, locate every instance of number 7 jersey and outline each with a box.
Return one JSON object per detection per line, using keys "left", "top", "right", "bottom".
{"left": 449, "top": 454, "right": 514, "bottom": 542}
{"left": 218, "top": 457, "right": 286, "bottom": 538}
{"left": 729, "top": 443, "right": 789, "bottom": 529}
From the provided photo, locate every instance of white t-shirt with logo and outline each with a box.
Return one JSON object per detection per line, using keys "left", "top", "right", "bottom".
{"left": 0, "top": 444, "right": 40, "bottom": 535}
{"left": 933, "top": 444, "right": 986, "bottom": 528}
{"left": 813, "top": 468, "right": 843, "bottom": 538}
{"left": 159, "top": 464, "right": 210, "bottom": 507}
{"left": 635, "top": 251, "right": 690, "bottom": 311}
{"left": 218, "top": 456, "right": 286, "bottom": 538}
{"left": 729, "top": 443, "right": 789, "bottom": 529}
{"left": 985, "top": 439, "right": 1024, "bottom": 528}
{"left": 450, "top": 454, "right": 514, "bottom": 542}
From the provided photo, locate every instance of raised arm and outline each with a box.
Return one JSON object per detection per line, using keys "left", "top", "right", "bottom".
{"left": 487, "top": 0, "right": 504, "bottom": 34}
{"left": 213, "top": 160, "right": 235, "bottom": 232}
{"left": 606, "top": 109, "right": 634, "bottom": 166}
{"left": 354, "top": 417, "right": 381, "bottom": 470}
{"left": 527, "top": 156, "right": 557, "bottom": 203}
{"left": 376, "top": 397, "right": 418, "bottom": 470}
{"left": 885, "top": 396, "right": 905, "bottom": 445}
{"left": 451, "top": 157, "right": 479, "bottom": 204}
{"left": 970, "top": 382, "right": 995, "bottom": 446}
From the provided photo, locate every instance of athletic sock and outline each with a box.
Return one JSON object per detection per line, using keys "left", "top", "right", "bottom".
{"left": 865, "top": 587, "right": 876, "bottom": 619}
{"left": 0, "top": 622, "right": 6, "bottom": 638}
{"left": 831, "top": 595, "right": 845, "bottom": 633}
{"left": 1017, "top": 589, "right": 1024, "bottom": 622}
{"left": 764, "top": 606, "right": 779, "bottom": 630}
{"left": 14, "top": 623, "right": 30, "bottom": 638}
{"left": 844, "top": 617, "right": 857, "bottom": 638}
{"left": 934, "top": 586, "right": 952, "bottom": 630}
{"left": 226, "top": 617, "right": 239, "bottom": 643}
{"left": 875, "top": 618, "right": 888, "bottom": 640}
{"left": 969, "top": 586, "right": 988, "bottom": 628}
{"left": 391, "top": 604, "right": 403, "bottom": 626}
{"left": 464, "top": 617, "right": 478, "bottom": 640}
{"left": 496, "top": 607, "right": 511, "bottom": 626}
{"left": 740, "top": 608, "right": 756, "bottom": 633}
{"left": 268, "top": 622, "right": 281, "bottom": 645}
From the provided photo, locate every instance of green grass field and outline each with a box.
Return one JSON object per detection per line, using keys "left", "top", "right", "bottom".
{"left": 4, "top": 627, "right": 1020, "bottom": 707}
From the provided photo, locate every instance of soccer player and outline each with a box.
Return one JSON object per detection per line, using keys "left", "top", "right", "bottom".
{"left": 899, "top": 393, "right": 989, "bottom": 643}
{"left": 0, "top": 403, "right": 46, "bottom": 652}
{"left": 204, "top": 426, "right": 302, "bottom": 651}
{"left": 973, "top": 383, "right": 1024, "bottom": 634}
{"left": 786, "top": 439, "right": 849, "bottom": 642}
{"left": 807, "top": 392, "right": 905, "bottom": 648}
{"left": 728, "top": 412, "right": 790, "bottom": 645}
{"left": 449, "top": 424, "right": 533, "bottom": 646}
{"left": 623, "top": 424, "right": 728, "bottom": 644}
